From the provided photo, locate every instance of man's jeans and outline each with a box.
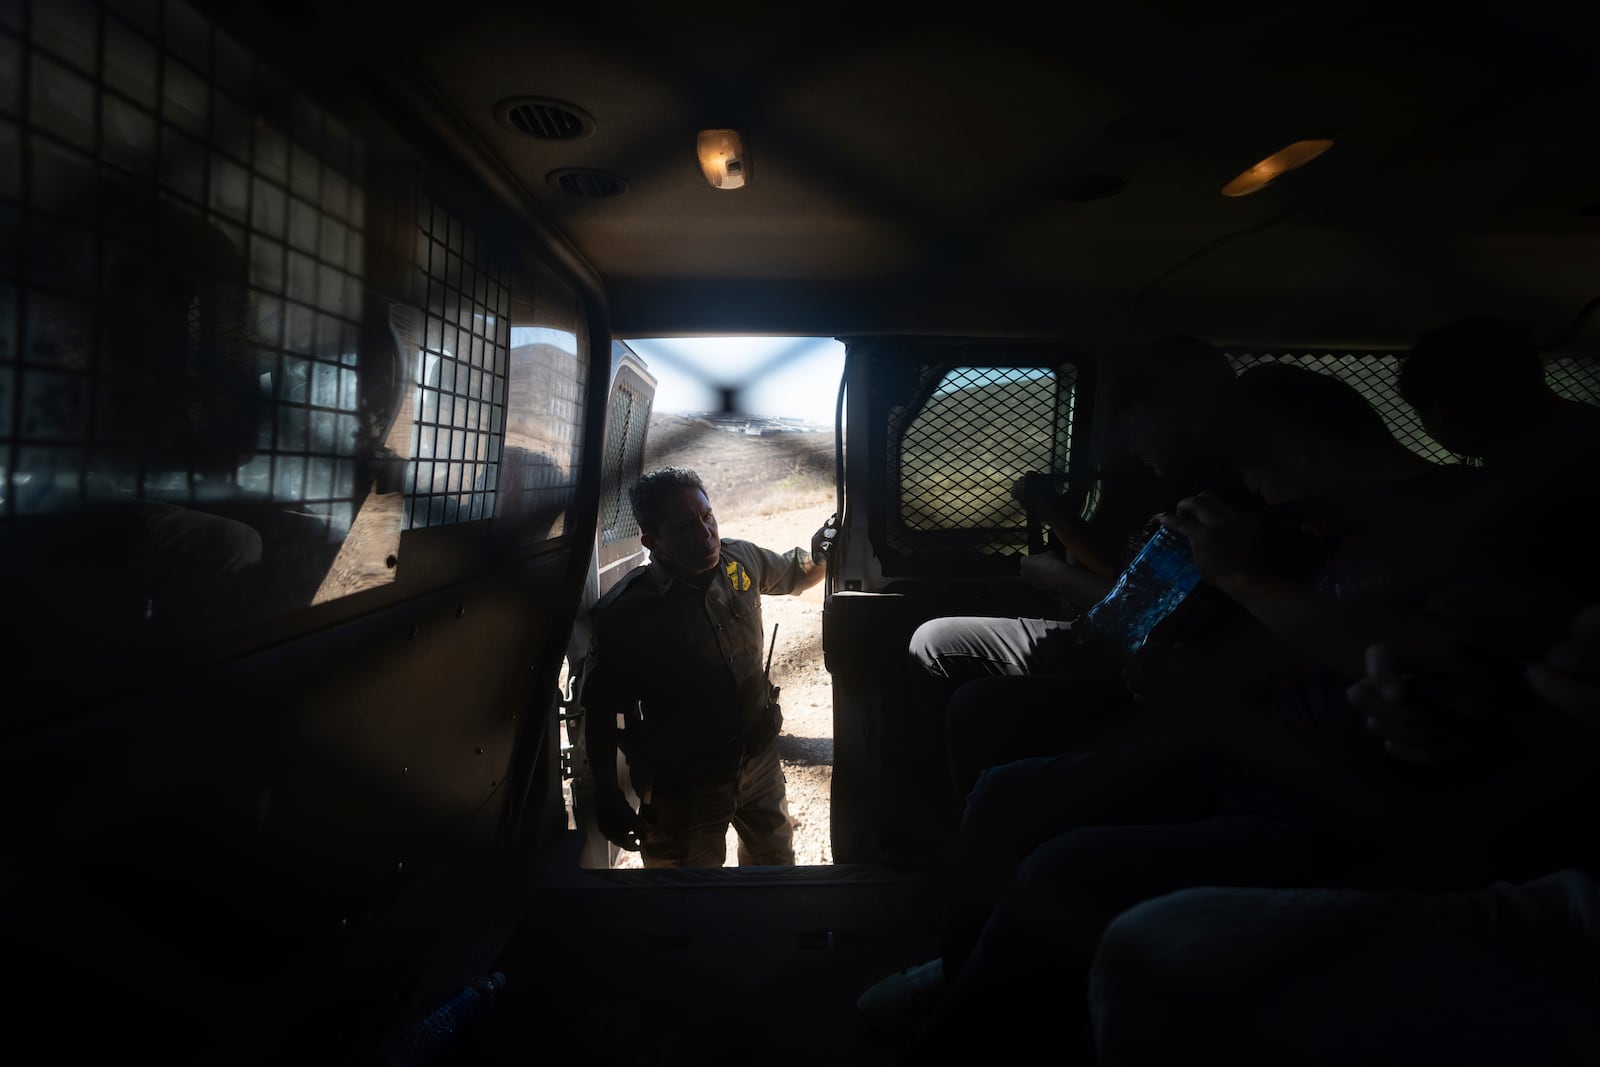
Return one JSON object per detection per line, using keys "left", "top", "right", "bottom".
{"left": 1091, "top": 872, "right": 1600, "bottom": 1066}
{"left": 909, "top": 614, "right": 1080, "bottom": 681}
{"left": 901, "top": 743, "right": 1338, "bottom": 1064}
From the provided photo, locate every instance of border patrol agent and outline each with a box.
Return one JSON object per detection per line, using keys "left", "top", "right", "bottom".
{"left": 582, "top": 466, "right": 830, "bottom": 867}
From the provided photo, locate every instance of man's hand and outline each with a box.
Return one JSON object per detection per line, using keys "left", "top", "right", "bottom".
{"left": 1159, "top": 492, "right": 1264, "bottom": 586}
{"left": 810, "top": 513, "right": 839, "bottom": 565}
{"left": 1010, "top": 472, "right": 1057, "bottom": 512}
{"left": 1347, "top": 644, "right": 1457, "bottom": 765}
{"left": 1526, "top": 603, "right": 1600, "bottom": 735}
{"left": 595, "top": 789, "right": 644, "bottom": 852}
{"left": 1347, "top": 642, "right": 1516, "bottom": 766}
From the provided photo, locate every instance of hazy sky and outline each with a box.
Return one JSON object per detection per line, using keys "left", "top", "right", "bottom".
{"left": 622, "top": 336, "right": 846, "bottom": 424}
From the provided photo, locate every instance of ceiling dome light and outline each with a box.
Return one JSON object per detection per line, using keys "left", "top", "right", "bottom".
{"left": 697, "top": 129, "right": 748, "bottom": 190}
{"left": 1221, "top": 138, "right": 1334, "bottom": 197}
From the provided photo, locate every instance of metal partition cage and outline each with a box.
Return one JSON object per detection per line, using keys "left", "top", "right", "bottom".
{"left": 0, "top": 0, "right": 593, "bottom": 654}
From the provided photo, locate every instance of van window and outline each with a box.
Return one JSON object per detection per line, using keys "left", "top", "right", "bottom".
{"left": 594, "top": 349, "right": 654, "bottom": 591}
{"left": 892, "top": 363, "right": 1077, "bottom": 560}
{"left": 1226, "top": 351, "right": 1600, "bottom": 464}
{"left": 499, "top": 318, "right": 586, "bottom": 547}
{"left": 1547, "top": 356, "right": 1600, "bottom": 407}
{"left": 1225, "top": 352, "right": 1454, "bottom": 462}
{"left": 402, "top": 195, "right": 512, "bottom": 530}
{"left": 2, "top": 0, "right": 380, "bottom": 640}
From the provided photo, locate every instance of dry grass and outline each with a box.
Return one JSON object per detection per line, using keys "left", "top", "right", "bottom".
{"left": 644, "top": 413, "right": 835, "bottom": 523}
{"left": 725, "top": 476, "right": 834, "bottom": 522}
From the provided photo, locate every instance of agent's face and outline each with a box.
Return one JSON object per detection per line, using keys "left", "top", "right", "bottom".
{"left": 641, "top": 487, "right": 721, "bottom": 574}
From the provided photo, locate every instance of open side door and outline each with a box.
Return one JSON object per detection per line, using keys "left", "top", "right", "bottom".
{"left": 561, "top": 342, "right": 657, "bottom": 869}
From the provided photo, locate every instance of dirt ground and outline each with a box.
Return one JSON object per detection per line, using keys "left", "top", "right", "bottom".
{"left": 605, "top": 413, "right": 839, "bottom": 867}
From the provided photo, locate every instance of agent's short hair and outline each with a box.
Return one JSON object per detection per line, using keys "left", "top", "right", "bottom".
{"left": 630, "top": 466, "right": 705, "bottom": 534}
{"left": 1399, "top": 317, "right": 1542, "bottom": 413}
{"left": 1226, "top": 363, "right": 1395, "bottom": 466}
{"left": 1116, "top": 333, "right": 1237, "bottom": 420}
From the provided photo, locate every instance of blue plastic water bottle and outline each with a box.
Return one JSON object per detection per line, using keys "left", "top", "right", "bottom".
{"left": 1084, "top": 526, "right": 1203, "bottom": 655}
{"left": 385, "top": 972, "right": 507, "bottom": 1066}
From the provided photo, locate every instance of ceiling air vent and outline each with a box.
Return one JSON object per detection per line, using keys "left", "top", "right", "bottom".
{"left": 547, "top": 168, "right": 629, "bottom": 198}
{"left": 494, "top": 97, "right": 595, "bottom": 140}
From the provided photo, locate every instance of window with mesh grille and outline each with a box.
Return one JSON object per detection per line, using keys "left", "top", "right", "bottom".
{"left": 1547, "top": 357, "right": 1600, "bottom": 407}
{"left": 1, "top": 0, "right": 367, "bottom": 541}
{"left": 891, "top": 364, "right": 1076, "bottom": 559}
{"left": 403, "top": 194, "right": 510, "bottom": 528}
{"left": 1226, "top": 352, "right": 1458, "bottom": 463}
{"left": 1224, "top": 351, "right": 1600, "bottom": 464}
{"left": 598, "top": 374, "right": 651, "bottom": 545}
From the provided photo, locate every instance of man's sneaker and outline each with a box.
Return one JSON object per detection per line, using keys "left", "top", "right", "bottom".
{"left": 855, "top": 958, "right": 946, "bottom": 1036}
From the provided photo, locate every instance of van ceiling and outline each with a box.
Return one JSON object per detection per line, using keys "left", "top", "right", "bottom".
{"left": 224, "top": 0, "right": 1600, "bottom": 350}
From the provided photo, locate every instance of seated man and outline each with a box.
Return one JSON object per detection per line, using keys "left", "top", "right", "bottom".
{"left": 1400, "top": 315, "right": 1600, "bottom": 477}
{"left": 907, "top": 334, "right": 1241, "bottom": 688}
{"left": 1396, "top": 314, "right": 1600, "bottom": 638}
{"left": 899, "top": 336, "right": 1290, "bottom": 830}
{"left": 861, "top": 364, "right": 1560, "bottom": 1054}
{"left": 1089, "top": 600, "right": 1600, "bottom": 1067}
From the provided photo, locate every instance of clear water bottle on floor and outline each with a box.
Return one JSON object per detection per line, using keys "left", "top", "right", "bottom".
{"left": 384, "top": 971, "right": 507, "bottom": 1066}
{"left": 1084, "top": 526, "right": 1203, "bottom": 655}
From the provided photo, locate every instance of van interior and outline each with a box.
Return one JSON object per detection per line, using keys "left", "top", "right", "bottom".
{"left": 3, "top": 1, "right": 1598, "bottom": 1063}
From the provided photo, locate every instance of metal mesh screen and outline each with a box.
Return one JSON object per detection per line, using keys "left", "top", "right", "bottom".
{"left": 2, "top": 0, "right": 367, "bottom": 539}
{"left": 892, "top": 364, "right": 1076, "bottom": 559}
{"left": 598, "top": 373, "right": 651, "bottom": 545}
{"left": 403, "top": 194, "right": 510, "bottom": 528}
{"left": 1225, "top": 352, "right": 1459, "bottom": 463}
{"left": 1225, "top": 351, "right": 1600, "bottom": 464}
{"left": 1548, "top": 357, "right": 1600, "bottom": 407}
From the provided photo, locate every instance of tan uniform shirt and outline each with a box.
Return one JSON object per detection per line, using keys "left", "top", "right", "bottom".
{"left": 583, "top": 538, "right": 809, "bottom": 772}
